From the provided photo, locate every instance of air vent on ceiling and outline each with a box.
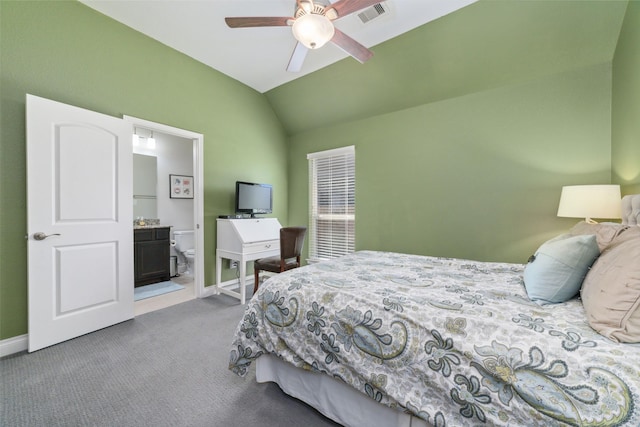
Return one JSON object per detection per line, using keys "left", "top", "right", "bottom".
{"left": 357, "top": 2, "right": 387, "bottom": 24}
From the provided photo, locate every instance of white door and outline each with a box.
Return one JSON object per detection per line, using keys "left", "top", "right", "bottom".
{"left": 27, "top": 95, "right": 134, "bottom": 352}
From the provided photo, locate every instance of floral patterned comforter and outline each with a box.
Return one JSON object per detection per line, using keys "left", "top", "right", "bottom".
{"left": 229, "top": 251, "right": 640, "bottom": 426}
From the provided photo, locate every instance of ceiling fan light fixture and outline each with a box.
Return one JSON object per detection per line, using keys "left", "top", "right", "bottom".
{"left": 291, "top": 13, "right": 334, "bottom": 49}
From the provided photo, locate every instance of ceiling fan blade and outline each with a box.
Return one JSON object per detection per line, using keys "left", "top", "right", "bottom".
{"left": 287, "top": 42, "right": 309, "bottom": 73}
{"left": 326, "top": 0, "right": 381, "bottom": 19}
{"left": 225, "top": 17, "right": 292, "bottom": 28}
{"left": 330, "top": 28, "right": 373, "bottom": 63}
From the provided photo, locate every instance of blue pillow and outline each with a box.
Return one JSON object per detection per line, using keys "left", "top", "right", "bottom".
{"left": 523, "top": 234, "right": 600, "bottom": 304}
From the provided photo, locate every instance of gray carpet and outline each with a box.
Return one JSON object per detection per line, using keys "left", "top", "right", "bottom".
{"left": 0, "top": 295, "right": 341, "bottom": 427}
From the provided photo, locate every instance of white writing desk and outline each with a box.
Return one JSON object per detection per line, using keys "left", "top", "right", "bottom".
{"left": 216, "top": 218, "right": 281, "bottom": 304}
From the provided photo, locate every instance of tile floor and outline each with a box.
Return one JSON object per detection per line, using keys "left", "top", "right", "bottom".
{"left": 134, "top": 274, "right": 195, "bottom": 316}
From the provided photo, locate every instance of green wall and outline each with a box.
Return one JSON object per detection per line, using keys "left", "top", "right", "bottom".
{"left": 267, "top": 0, "right": 627, "bottom": 135}
{"left": 287, "top": 63, "right": 613, "bottom": 264}
{"left": 283, "top": 0, "right": 630, "bottom": 265}
{"left": 0, "top": 1, "right": 288, "bottom": 340}
{"left": 612, "top": 0, "right": 640, "bottom": 194}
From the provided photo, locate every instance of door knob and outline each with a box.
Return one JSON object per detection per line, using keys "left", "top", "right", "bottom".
{"left": 33, "top": 232, "right": 61, "bottom": 241}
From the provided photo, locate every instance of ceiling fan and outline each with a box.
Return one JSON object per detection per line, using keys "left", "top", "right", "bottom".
{"left": 225, "top": 0, "right": 380, "bottom": 72}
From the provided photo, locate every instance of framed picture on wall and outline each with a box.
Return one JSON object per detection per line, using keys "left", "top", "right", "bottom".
{"left": 170, "top": 174, "right": 193, "bottom": 199}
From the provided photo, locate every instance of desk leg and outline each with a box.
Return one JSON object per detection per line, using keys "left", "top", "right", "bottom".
{"left": 215, "top": 253, "right": 222, "bottom": 295}
{"left": 239, "top": 256, "right": 247, "bottom": 304}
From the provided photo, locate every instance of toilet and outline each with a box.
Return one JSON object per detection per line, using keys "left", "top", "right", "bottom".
{"left": 173, "top": 230, "right": 195, "bottom": 276}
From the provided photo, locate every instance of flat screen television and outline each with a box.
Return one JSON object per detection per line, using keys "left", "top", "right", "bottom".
{"left": 235, "top": 181, "right": 273, "bottom": 217}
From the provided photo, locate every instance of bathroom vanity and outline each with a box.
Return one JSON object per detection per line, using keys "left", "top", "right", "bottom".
{"left": 134, "top": 226, "right": 171, "bottom": 287}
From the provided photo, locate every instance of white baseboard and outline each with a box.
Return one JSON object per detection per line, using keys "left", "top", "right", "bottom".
{"left": 200, "top": 283, "right": 220, "bottom": 298}
{"left": 0, "top": 334, "right": 28, "bottom": 357}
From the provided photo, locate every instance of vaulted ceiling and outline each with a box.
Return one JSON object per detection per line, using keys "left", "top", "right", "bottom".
{"left": 81, "top": 0, "right": 477, "bottom": 93}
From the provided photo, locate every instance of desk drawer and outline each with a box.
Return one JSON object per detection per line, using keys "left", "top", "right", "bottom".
{"left": 243, "top": 240, "right": 279, "bottom": 255}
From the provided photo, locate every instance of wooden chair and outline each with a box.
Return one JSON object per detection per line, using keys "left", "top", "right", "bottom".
{"left": 253, "top": 226, "right": 307, "bottom": 293}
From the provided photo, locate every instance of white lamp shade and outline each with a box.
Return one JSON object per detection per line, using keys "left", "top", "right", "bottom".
{"left": 557, "top": 185, "right": 622, "bottom": 220}
{"left": 292, "top": 14, "right": 334, "bottom": 49}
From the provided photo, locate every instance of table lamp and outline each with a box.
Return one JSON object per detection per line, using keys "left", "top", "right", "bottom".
{"left": 557, "top": 185, "right": 622, "bottom": 223}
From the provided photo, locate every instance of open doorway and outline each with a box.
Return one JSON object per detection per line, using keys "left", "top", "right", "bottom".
{"left": 124, "top": 116, "right": 204, "bottom": 315}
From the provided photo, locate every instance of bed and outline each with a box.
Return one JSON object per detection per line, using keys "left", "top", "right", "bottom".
{"left": 229, "top": 195, "right": 640, "bottom": 427}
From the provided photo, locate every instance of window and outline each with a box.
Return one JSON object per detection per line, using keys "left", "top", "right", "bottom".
{"left": 307, "top": 146, "right": 355, "bottom": 262}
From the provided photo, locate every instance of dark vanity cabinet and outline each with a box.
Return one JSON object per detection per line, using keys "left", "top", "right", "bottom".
{"left": 134, "top": 227, "right": 170, "bottom": 287}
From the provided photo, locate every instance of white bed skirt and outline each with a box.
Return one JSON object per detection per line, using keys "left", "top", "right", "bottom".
{"left": 256, "top": 354, "right": 430, "bottom": 427}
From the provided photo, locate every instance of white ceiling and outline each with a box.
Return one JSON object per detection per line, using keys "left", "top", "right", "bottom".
{"left": 80, "top": 0, "right": 476, "bottom": 93}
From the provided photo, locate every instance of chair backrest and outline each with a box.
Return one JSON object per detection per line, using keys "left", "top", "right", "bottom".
{"left": 280, "top": 227, "right": 307, "bottom": 261}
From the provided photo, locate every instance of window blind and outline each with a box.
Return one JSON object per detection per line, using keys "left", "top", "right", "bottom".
{"left": 307, "top": 146, "right": 355, "bottom": 262}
